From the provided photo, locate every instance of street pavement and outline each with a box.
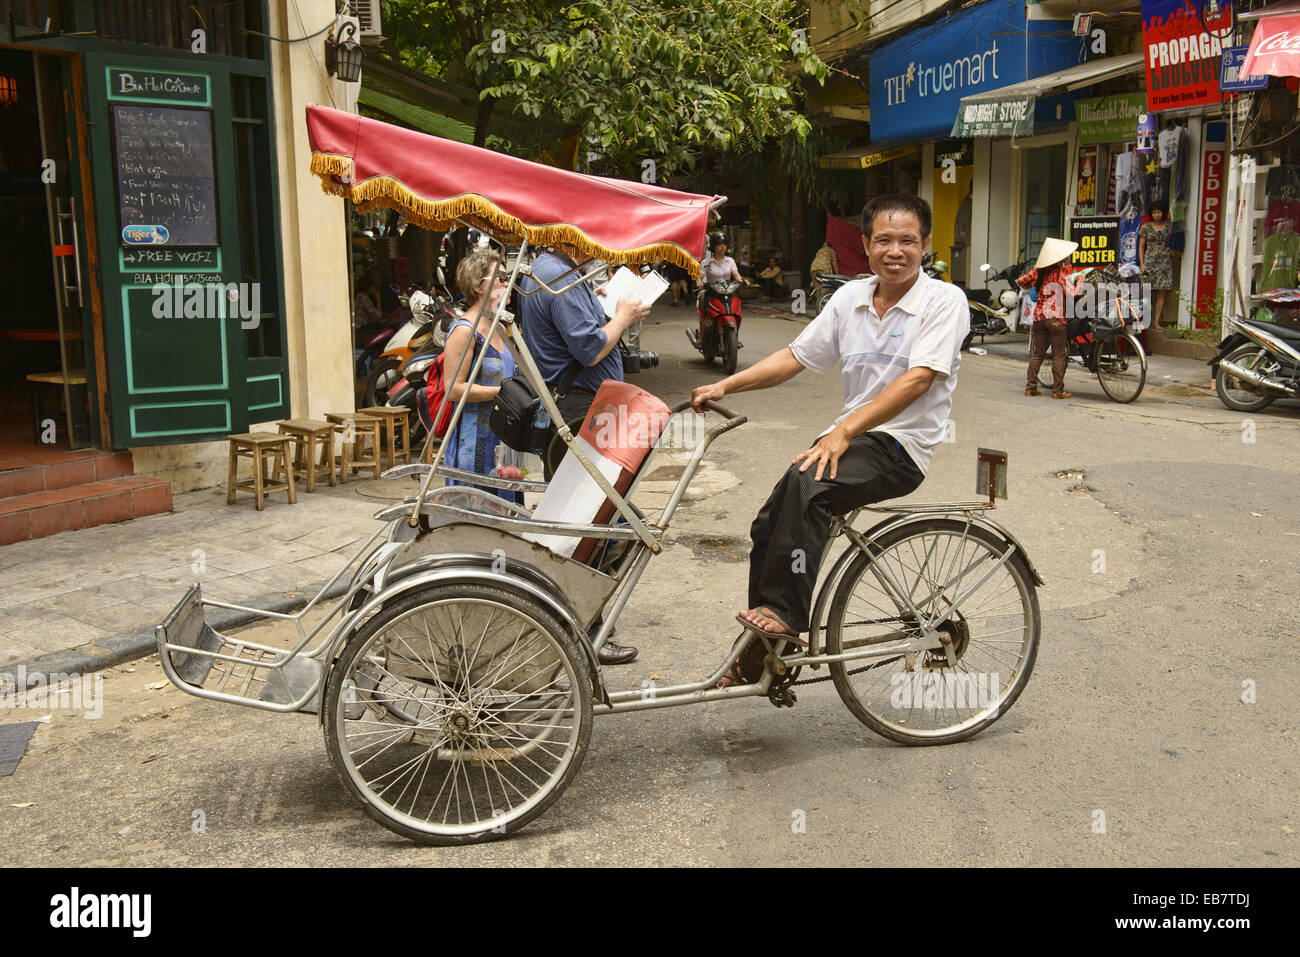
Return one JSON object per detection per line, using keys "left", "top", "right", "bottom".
{"left": 2, "top": 303, "right": 1297, "bottom": 866}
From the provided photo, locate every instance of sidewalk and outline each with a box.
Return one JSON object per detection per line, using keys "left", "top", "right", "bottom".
{"left": 974, "top": 331, "right": 1216, "bottom": 391}
{"left": 0, "top": 472, "right": 410, "bottom": 679}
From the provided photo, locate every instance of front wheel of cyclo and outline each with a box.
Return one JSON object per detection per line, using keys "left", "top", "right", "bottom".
{"left": 323, "top": 583, "right": 593, "bottom": 845}
{"left": 826, "top": 519, "right": 1040, "bottom": 746}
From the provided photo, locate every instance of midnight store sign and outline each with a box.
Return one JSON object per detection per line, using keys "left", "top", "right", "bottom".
{"left": 1141, "top": 0, "right": 1233, "bottom": 111}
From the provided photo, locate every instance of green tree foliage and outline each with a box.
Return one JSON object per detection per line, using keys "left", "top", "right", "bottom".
{"left": 383, "top": 0, "right": 567, "bottom": 145}
{"left": 468, "top": 0, "right": 827, "bottom": 178}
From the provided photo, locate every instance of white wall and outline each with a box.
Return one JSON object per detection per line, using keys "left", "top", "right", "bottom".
{"left": 271, "top": 0, "right": 356, "bottom": 423}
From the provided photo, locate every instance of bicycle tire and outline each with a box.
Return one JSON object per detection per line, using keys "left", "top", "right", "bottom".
{"left": 826, "top": 518, "right": 1040, "bottom": 746}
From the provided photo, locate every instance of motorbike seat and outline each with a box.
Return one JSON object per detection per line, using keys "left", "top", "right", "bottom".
{"left": 1240, "top": 318, "right": 1300, "bottom": 343}
{"left": 967, "top": 289, "right": 993, "bottom": 306}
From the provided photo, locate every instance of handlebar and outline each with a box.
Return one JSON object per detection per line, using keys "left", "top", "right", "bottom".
{"left": 671, "top": 398, "right": 740, "bottom": 419}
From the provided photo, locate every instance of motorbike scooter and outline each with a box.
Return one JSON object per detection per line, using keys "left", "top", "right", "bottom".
{"left": 687, "top": 278, "right": 743, "bottom": 374}
{"left": 363, "top": 281, "right": 459, "bottom": 407}
{"left": 1210, "top": 290, "right": 1300, "bottom": 412}
{"left": 962, "top": 261, "right": 1026, "bottom": 351}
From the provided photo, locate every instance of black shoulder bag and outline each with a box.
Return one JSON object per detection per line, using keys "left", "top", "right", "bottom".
{"left": 489, "top": 360, "right": 583, "bottom": 453}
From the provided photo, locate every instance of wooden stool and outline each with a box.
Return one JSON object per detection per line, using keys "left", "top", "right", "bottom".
{"left": 275, "top": 419, "right": 337, "bottom": 492}
{"left": 358, "top": 405, "right": 412, "bottom": 471}
{"left": 324, "top": 412, "right": 382, "bottom": 480}
{"left": 26, "top": 370, "right": 92, "bottom": 445}
{"left": 227, "top": 433, "right": 296, "bottom": 510}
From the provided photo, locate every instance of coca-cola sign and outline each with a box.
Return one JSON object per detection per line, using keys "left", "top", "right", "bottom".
{"left": 1240, "top": 13, "right": 1300, "bottom": 78}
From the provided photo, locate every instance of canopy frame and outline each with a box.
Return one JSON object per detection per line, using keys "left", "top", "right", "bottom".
{"left": 406, "top": 238, "right": 660, "bottom": 552}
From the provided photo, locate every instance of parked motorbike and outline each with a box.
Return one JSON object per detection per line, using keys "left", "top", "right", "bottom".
{"left": 363, "top": 280, "right": 459, "bottom": 407}
{"left": 961, "top": 261, "right": 1026, "bottom": 351}
{"left": 688, "top": 278, "right": 743, "bottom": 374}
{"left": 811, "top": 255, "right": 948, "bottom": 315}
{"left": 1210, "top": 291, "right": 1300, "bottom": 412}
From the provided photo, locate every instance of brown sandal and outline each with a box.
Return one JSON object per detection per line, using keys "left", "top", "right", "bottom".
{"left": 1052, "top": 391, "right": 1072, "bottom": 399}
{"left": 1025, "top": 387, "right": 1041, "bottom": 396}
{"left": 735, "top": 610, "right": 799, "bottom": 640}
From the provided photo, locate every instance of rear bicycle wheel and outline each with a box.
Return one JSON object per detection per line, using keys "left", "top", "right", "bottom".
{"left": 826, "top": 518, "right": 1040, "bottom": 746}
{"left": 323, "top": 583, "right": 592, "bottom": 844}
{"left": 1095, "top": 332, "right": 1146, "bottom": 403}
{"left": 1035, "top": 346, "right": 1056, "bottom": 390}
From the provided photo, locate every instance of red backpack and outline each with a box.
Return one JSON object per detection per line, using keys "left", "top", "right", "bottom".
{"left": 423, "top": 321, "right": 479, "bottom": 438}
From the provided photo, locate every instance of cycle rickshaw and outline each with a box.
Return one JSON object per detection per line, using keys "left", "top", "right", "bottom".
{"left": 156, "top": 107, "right": 1044, "bottom": 845}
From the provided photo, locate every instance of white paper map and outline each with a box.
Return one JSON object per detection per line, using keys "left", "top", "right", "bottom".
{"left": 599, "top": 266, "right": 670, "bottom": 319}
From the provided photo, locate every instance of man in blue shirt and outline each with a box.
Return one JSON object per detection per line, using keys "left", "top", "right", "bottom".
{"left": 519, "top": 242, "right": 650, "bottom": 664}
{"left": 521, "top": 243, "right": 649, "bottom": 424}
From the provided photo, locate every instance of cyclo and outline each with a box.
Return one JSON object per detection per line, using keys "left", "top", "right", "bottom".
{"left": 156, "top": 107, "right": 1044, "bottom": 845}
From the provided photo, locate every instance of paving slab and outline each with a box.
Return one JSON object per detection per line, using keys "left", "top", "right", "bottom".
{"left": 0, "top": 478, "right": 405, "bottom": 672}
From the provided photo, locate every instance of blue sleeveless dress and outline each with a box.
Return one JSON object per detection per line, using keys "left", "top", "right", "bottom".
{"left": 442, "top": 319, "right": 523, "bottom": 505}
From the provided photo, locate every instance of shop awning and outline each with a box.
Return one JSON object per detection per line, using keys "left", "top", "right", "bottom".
{"left": 818, "top": 143, "right": 918, "bottom": 170}
{"left": 1240, "top": 10, "right": 1300, "bottom": 78}
{"left": 950, "top": 52, "right": 1144, "bottom": 139}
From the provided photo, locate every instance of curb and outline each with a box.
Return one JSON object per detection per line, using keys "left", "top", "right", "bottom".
{"left": 0, "top": 577, "right": 350, "bottom": 687}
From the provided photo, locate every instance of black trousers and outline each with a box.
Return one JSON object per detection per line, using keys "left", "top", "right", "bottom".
{"left": 748, "top": 431, "right": 924, "bottom": 633}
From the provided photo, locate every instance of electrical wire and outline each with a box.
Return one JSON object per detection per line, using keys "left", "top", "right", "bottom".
{"left": 244, "top": 11, "right": 340, "bottom": 43}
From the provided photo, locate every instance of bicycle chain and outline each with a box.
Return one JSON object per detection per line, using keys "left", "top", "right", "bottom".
{"left": 789, "top": 658, "right": 892, "bottom": 686}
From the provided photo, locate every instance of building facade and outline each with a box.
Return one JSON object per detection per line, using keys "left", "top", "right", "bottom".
{"left": 0, "top": 0, "right": 354, "bottom": 490}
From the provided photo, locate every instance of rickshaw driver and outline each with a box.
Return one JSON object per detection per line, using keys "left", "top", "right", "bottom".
{"left": 691, "top": 194, "right": 970, "bottom": 648}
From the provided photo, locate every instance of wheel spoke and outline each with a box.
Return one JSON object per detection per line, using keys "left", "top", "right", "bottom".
{"left": 328, "top": 588, "right": 589, "bottom": 842}
{"left": 828, "top": 521, "right": 1039, "bottom": 742}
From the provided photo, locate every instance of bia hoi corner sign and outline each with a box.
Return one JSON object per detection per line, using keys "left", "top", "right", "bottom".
{"left": 1141, "top": 0, "right": 1233, "bottom": 112}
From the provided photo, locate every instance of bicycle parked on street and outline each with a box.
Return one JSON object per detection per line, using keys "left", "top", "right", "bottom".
{"left": 1036, "top": 261, "right": 1148, "bottom": 403}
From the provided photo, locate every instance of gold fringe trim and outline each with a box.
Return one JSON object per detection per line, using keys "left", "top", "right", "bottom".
{"left": 309, "top": 151, "right": 701, "bottom": 277}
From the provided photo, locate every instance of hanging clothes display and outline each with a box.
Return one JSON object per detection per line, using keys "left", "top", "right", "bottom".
{"left": 1261, "top": 221, "right": 1300, "bottom": 290}
{"left": 1167, "top": 125, "right": 1189, "bottom": 254}
{"left": 1116, "top": 149, "right": 1143, "bottom": 269}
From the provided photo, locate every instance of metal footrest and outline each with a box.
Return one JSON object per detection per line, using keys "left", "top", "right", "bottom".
{"left": 155, "top": 584, "right": 324, "bottom": 714}
{"left": 257, "top": 657, "right": 325, "bottom": 714}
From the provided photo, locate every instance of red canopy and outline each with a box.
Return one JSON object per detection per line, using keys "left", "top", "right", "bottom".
{"left": 306, "top": 105, "right": 720, "bottom": 277}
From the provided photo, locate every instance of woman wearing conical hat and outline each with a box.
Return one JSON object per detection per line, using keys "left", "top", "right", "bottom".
{"left": 1017, "top": 237, "right": 1082, "bottom": 399}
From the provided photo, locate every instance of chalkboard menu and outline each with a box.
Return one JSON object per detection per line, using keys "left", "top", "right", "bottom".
{"left": 113, "top": 104, "right": 218, "bottom": 247}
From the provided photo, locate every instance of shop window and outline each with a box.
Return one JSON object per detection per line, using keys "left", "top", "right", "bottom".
{"left": 232, "top": 73, "right": 282, "bottom": 360}
{"left": 1023, "top": 144, "right": 1068, "bottom": 266}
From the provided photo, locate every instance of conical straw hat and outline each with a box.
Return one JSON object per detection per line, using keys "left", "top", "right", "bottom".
{"left": 1034, "top": 237, "right": 1078, "bottom": 270}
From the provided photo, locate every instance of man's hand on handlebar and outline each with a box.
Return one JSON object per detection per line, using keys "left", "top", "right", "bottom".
{"left": 691, "top": 382, "right": 726, "bottom": 412}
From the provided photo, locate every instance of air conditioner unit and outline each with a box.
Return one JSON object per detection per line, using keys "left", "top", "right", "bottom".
{"left": 345, "top": 0, "right": 382, "bottom": 38}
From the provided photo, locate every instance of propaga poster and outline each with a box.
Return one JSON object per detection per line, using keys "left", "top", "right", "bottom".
{"left": 1141, "top": 0, "right": 1233, "bottom": 112}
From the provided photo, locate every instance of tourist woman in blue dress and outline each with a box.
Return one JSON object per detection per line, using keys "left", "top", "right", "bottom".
{"left": 440, "top": 250, "right": 523, "bottom": 505}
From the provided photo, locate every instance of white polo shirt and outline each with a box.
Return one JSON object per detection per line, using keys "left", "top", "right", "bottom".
{"left": 788, "top": 269, "right": 969, "bottom": 475}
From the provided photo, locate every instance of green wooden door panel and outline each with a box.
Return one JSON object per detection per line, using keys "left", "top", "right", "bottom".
{"left": 85, "top": 50, "right": 247, "bottom": 447}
